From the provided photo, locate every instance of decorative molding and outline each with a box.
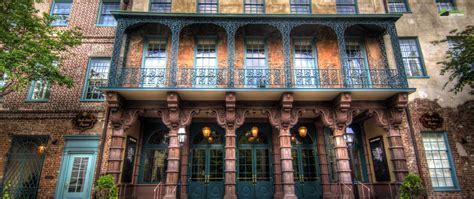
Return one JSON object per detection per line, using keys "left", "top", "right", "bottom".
{"left": 367, "top": 109, "right": 389, "bottom": 131}
{"left": 314, "top": 107, "right": 334, "bottom": 128}
{"left": 333, "top": 93, "right": 352, "bottom": 130}
{"left": 387, "top": 93, "right": 408, "bottom": 128}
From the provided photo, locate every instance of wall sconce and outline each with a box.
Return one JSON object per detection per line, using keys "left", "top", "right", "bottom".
{"left": 251, "top": 127, "right": 259, "bottom": 137}
{"left": 37, "top": 144, "right": 46, "bottom": 154}
{"left": 298, "top": 126, "right": 308, "bottom": 138}
{"left": 202, "top": 127, "right": 211, "bottom": 138}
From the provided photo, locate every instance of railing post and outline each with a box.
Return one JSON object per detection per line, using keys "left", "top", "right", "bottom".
{"left": 224, "top": 23, "right": 239, "bottom": 87}
{"left": 276, "top": 23, "right": 294, "bottom": 88}
{"left": 109, "top": 19, "right": 128, "bottom": 88}
{"left": 170, "top": 23, "right": 184, "bottom": 87}
{"left": 333, "top": 23, "right": 348, "bottom": 88}
{"left": 384, "top": 23, "right": 408, "bottom": 88}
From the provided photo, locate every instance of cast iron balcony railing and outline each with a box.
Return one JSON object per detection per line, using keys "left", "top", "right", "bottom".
{"left": 110, "top": 67, "right": 406, "bottom": 89}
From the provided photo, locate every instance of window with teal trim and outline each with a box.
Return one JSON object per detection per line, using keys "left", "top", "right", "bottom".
{"left": 98, "top": 0, "right": 120, "bottom": 26}
{"left": 82, "top": 58, "right": 110, "bottom": 101}
{"left": 244, "top": 0, "right": 264, "bottom": 14}
{"left": 294, "top": 38, "right": 318, "bottom": 87}
{"left": 387, "top": 0, "right": 409, "bottom": 13}
{"left": 422, "top": 132, "right": 459, "bottom": 191}
{"left": 345, "top": 38, "right": 370, "bottom": 87}
{"left": 50, "top": 0, "right": 72, "bottom": 26}
{"left": 197, "top": 0, "right": 218, "bottom": 13}
{"left": 140, "top": 129, "right": 169, "bottom": 183}
{"left": 290, "top": 0, "right": 311, "bottom": 14}
{"left": 436, "top": 0, "right": 456, "bottom": 12}
{"left": 245, "top": 38, "right": 267, "bottom": 87}
{"left": 336, "top": 0, "right": 357, "bottom": 14}
{"left": 324, "top": 128, "right": 338, "bottom": 182}
{"left": 28, "top": 80, "right": 51, "bottom": 101}
{"left": 194, "top": 38, "right": 218, "bottom": 86}
{"left": 399, "top": 38, "right": 426, "bottom": 77}
{"left": 150, "top": 0, "right": 171, "bottom": 12}
{"left": 142, "top": 38, "right": 167, "bottom": 87}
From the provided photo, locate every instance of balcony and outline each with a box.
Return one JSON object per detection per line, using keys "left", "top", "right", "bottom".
{"left": 107, "top": 67, "right": 409, "bottom": 101}
{"left": 104, "top": 12, "right": 415, "bottom": 101}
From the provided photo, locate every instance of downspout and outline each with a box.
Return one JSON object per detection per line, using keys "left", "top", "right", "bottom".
{"left": 405, "top": 107, "right": 423, "bottom": 178}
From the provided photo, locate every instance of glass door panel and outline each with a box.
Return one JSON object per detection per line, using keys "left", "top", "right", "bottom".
{"left": 255, "top": 148, "right": 273, "bottom": 199}
{"left": 190, "top": 149, "right": 206, "bottom": 182}
{"left": 62, "top": 154, "right": 95, "bottom": 199}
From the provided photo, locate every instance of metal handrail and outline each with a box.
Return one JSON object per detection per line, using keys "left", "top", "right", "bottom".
{"left": 339, "top": 181, "right": 353, "bottom": 199}
{"left": 153, "top": 182, "right": 164, "bottom": 199}
{"left": 356, "top": 181, "right": 371, "bottom": 199}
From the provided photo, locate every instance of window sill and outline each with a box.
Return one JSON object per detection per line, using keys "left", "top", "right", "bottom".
{"left": 25, "top": 100, "right": 49, "bottom": 103}
{"left": 96, "top": 24, "right": 117, "bottom": 27}
{"left": 407, "top": 76, "right": 430, "bottom": 79}
{"left": 80, "top": 99, "right": 105, "bottom": 102}
{"left": 432, "top": 188, "right": 461, "bottom": 192}
{"left": 50, "top": 24, "right": 68, "bottom": 27}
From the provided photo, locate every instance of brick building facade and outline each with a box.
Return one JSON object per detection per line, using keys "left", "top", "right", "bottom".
{"left": 0, "top": 0, "right": 472, "bottom": 198}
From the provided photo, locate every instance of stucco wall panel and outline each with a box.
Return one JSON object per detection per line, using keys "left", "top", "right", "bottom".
{"left": 313, "top": 0, "right": 336, "bottom": 14}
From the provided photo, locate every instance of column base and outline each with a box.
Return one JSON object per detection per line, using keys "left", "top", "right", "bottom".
{"left": 273, "top": 192, "right": 284, "bottom": 199}
{"left": 163, "top": 194, "right": 176, "bottom": 199}
{"left": 224, "top": 194, "right": 237, "bottom": 199}
{"left": 282, "top": 193, "right": 297, "bottom": 199}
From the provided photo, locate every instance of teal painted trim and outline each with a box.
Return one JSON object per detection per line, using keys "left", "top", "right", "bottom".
{"left": 49, "top": 0, "right": 70, "bottom": 27}
{"left": 26, "top": 80, "right": 50, "bottom": 102}
{"left": 289, "top": 0, "right": 312, "bottom": 14}
{"left": 96, "top": 0, "right": 120, "bottom": 26}
{"left": 193, "top": 36, "right": 219, "bottom": 86}
{"left": 110, "top": 11, "right": 403, "bottom": 20}
{"left": 243, "top": 36, "right": 269, "bottom": 86}
{"left": 64, "top": 135, "right": 100, "bottom": 140}
{"left": 243, "top": 0, "right": 265, "bottom": 14}
{"left": 344, "top": 37, "right": 372, "bottom": 87}
{"left": 292, "top": 37, "right": 319, "bottom": 87}
{"left": 354, "top": 124, "right": 369, "bottom": 183}
{"left": 399, "top": 37, "right": 428, "bottom": 77}
{"left": 422, "top": 132, "right": 461, "bottom": 192}
{"left": 386, "top": 0, "right": 412, "bottom": 13}
{"left": 81, "top": 57, "right": 111, "bottom": 101}
{"left": 101, "top": 87, "right": 417, "bottom": 92}
{"left": 141, "top": 36, "right": 169, "bottom": 87}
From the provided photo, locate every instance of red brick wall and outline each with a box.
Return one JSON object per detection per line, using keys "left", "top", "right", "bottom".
{"left": 408, "top": 99, "right": 474, "bottom": 198}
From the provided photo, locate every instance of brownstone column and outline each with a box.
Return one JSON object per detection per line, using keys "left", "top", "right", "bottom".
{"left": 387, "top": 128, "right": 409, "bottom": 182}
{"left": 272, "top": 127, "right": 284, "bottom": 199}
{"left": 279, "top": 127, "right": 297, "bottom": 199}
{"left": 106, "top": 126, "right": 126, "bottom": 182}
{"left": 164, "top": 128, "right": 180, "bottom": 199}
{"left": 316, "top": 124, "right": 331, "bottom": 196}
{"left": 224, "top": 127, "right": 237, "bottom": 199}
{"left": 387, "top": 93, "right": 410, "bottom": 182}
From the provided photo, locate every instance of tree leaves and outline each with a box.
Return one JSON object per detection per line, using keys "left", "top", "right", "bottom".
{"left": 0, "top": 0, "right": 82, "bottom": 97}
{"left": 432, "top": 25, "right": 474, "bottom": 95}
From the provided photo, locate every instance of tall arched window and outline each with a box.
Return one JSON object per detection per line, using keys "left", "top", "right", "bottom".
{"left": 139, "top": 129, "right": 169, "bottom": 183}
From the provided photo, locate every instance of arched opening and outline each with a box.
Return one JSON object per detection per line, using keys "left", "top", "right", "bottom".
{"left": 235, "top": 24, "right": 283, "bottom": 88}
{"left": 177, "top": 23, "right": 228, "bottom": 88}
{"left": 344, "top": 24, "right": 389, "bottom": 88}
{"left": 138, "top": 124, "right": 170, "bottom": 184}
{"left": 236, "top": 123, "right": 273, "bottom": 199}
{"left": 290, "top": 24, "right": 340, "bottom": 88}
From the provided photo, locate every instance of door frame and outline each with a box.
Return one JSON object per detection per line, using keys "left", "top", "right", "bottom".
{"left": 55, "top": 135, "right": 100, "bottom": 199}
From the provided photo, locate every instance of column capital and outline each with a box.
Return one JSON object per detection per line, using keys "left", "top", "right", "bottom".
{"left": 157, "top": 92, "right": 200, "bottom": 129}
{"left": 333, "top": 93, "right": 353, "bottom": 130}
{"left": 211, "top": 92, "right": 248, "bottom": 129}
{"left": 264, "top": 93, "right": 304, "bottom": 131}
{"left": 387, "top": 93, "right": 409, "bottom": 128}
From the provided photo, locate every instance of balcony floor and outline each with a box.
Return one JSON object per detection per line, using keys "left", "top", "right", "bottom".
{"left": 104, "top": 88, "right": 416, "bottom": 101}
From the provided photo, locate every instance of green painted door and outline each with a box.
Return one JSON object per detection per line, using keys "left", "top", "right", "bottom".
{"left": 236, "top": 124, "right": 273, "bottom": 199}
{"left": 60, "top": 154, "right": 97, "bottom": 199}
{"left": 291, "top": 125, "right": 322, "bottom": 199}
{"left": 188, "top": 123, "right": 225, "bottom": 199}
{"left": 188, "top": 147, "right": 225, "bottom": 199}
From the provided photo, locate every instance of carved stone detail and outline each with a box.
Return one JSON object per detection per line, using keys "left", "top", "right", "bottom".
{"left": 333, "top": 93, "right": 352, "bottom": 130}
{"left": 367, "top": 109, "right": 389, "bottom": 131}
{"left": 314, "top": 107, "right": 334, "bottom": 129}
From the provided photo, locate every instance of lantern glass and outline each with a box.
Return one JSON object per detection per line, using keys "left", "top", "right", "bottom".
{"left": 298, "top": 126, "right": 308, "bottom": 138}
{"left": 251, "top": 127, "right": 259, "bottom": 137}
{"left": 178, "top": 127, "right": 186, "bottom": 144}
{"left": 202, "top": 127, "right": 211, "bottom": 138}
{"left": 344, "top": 127, "right": 355, "bottom": 145}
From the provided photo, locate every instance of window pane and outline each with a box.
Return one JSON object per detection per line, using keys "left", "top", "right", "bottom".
{"left": 150, "top": 0, "right": 172, "bottom": 12}
{"left": 399, "top": 38, "right": 425, "bottom": 77}
{"left": 290, "top": 0, "right": 311, "bottom": 14}
{"left": 336, "top": 0, "right": 357, "bottom": 14}
{"left": 83, "top": 58, "right": 110, "bottom": 100}
{"left": 143, "top": 149, "right": 168, "bottom": 183}
{"left": 30, "top": 80, "right": 51, "bottom": 101}
{"left": 67, "top": 157, "right": 89, "bottom": 192}
{"left": 388, "top": 0, "right": 408, "bottom": 13}
{"left": 324, "top": 129, "right": 338, "bottom": 182}
{"left": 245, "top": 0, "right": 264, "bottom": 13}
{"left": 436, "top": 0, "right": 455, "bottom": 12}
{"left": 422, "top": 132, "right": 457, "bottom": 189}
{"left": 51, "top": 1, "right": 72, "bottom": 26}
{"left": 99, "top": 2, "right": 120, "bottom": 26}
{"left": 197, "top": 0, "right": 218, "bottom": 13}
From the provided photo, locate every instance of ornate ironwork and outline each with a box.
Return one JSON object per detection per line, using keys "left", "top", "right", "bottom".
{"left": 112, "top": 67, "right": 405, "bottom": 89}
{"left": 107, "top": 12, "right": 409, "bottom": 89}
{"left": 1, "top": 135, "right": 49, "bottom": 199}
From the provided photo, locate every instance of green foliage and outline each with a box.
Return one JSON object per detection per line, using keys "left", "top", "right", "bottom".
{"left": 432, "top": 25, "right": 474, "bottom": 95}
{"left": 2, "top": 183, "right": 11, "bottom": 199}
{"left": 95, "top": 175, "right": 118, "bottom": 199}
{"left": 0, "top": 0, "right": 82, "bottom": 97}
{"left": 400, "top": 174, "right": 426, "bottom": 199}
